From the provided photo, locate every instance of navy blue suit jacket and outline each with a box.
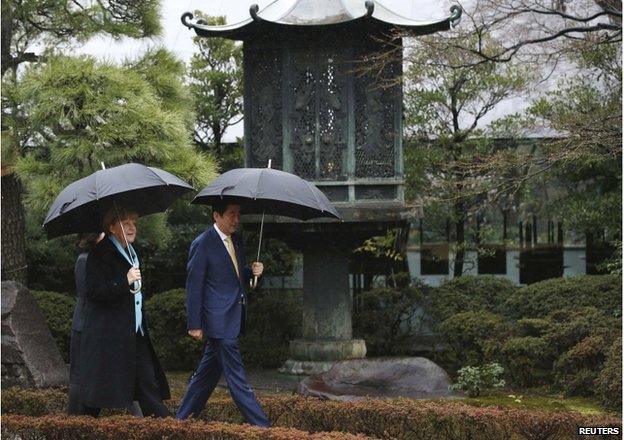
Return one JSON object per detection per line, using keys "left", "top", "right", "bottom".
{"left": 185, "top": 226, "right": 252, "bottom": 339}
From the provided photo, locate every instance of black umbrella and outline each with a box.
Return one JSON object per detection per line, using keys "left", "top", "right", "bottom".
{"left": 192, "top": 161, "right": 341, "bottom": 287}
{"left": 43, "top": 163, "right": 194, "bottom": 239}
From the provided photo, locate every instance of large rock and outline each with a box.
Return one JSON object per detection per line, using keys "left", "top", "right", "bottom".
{"left": 1, "top": 281, "right": 68, "bottom": 388}
{"left": 297, "top": 357, "right": 453, "bottom": 401}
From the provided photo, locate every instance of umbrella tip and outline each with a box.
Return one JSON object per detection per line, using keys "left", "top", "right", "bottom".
{"left": 100, "top": 162, "right": 106, "bottom": 170}
{"left": 267, "top": 159, "right": 272, "bottom": 169}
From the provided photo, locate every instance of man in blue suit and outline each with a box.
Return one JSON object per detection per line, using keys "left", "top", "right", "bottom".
{"left": 176, "top": 198, "right": 269, "bottom": 427}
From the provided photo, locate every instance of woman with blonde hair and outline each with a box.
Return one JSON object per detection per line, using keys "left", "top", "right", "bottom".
{"left": 77, "top": 206, "right": 170, "bottom": 417}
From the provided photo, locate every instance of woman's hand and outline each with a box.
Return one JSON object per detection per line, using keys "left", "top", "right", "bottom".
{"left": 127, "top": 267, "right": 141, "bottom": 285}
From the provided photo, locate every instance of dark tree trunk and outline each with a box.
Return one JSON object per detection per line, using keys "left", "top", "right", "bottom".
{"left": 1, "top": 172, "right": 28, "bottom": 285}
{"left": 453, "top": 200, "right": 465, "bottom": 277}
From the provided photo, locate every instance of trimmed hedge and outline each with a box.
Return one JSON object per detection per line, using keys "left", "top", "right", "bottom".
{"left": 2, "top": 388, "right": 68, "bottom": 416}
{"left": 496, "top": 336, "right": 556, "bottom": 387}
{"left": 1, "top": 415, "right": 372, "bottom": 440}
{"left": 145, "top": 288, "right": 302, "bottom": 370}
{"left": 240, "top": 289, "right": 303, "bottom": 368}
{"left": 3, "top": 388, "right": 620, "bottom": 440}
{"left": 202, "top": 395, "right": 621, "bottom": 440}
{"left": 429, "top": 275, "right": 621, "bottom": 400}
{"left": 31, "top": 290, "right": 75, "bottom": 362}
{"left": 437, "top": 311, "right": 507, "bottom": 371}
{"left": 353, "top": 279, "right": 424, "bottom": 356}
{"left": 481, "top": 307, "right": 619, "bottom": 390}
{"left": 595, "top": 335, "right": 622, "bottom": 411}
{"left": 144, "top": 288, "right": 204, "bottom": 370}
{"left": 429, "top": 275, "right": 518, "bottom": 322}
{"left": 503, "top": 275, "right": 621, "bottom": 319}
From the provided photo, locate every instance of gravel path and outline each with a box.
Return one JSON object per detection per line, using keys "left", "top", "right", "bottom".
{"left": 167, "top": 369, "right": 306, "bottom": 398}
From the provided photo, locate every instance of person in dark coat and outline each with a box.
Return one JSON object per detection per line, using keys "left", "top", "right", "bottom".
{"left": 67, "top": 232, "right": 104, "bottom": 416}
{"left": 176, "top": 199, "right": 268, "bottom": 426}
{"left": 78, "top": 206, "right": 170, "bottom": 417}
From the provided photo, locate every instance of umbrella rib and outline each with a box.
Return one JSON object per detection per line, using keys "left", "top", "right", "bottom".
{"left": 255, "top": 168, "right": 264, "bottom": 200}
{"left": 94, "top": 168, "right": 100, "bottom": 200}
{"left": 146, "top": 166, "right": 168, "bottom": 186}
{"left": 304, "top": 180, "right": 323, "bottom": 210}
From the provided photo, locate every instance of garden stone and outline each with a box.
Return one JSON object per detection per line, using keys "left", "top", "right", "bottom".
{"left": 1, "top": 281, "right": 68, "bottom": 388}
{"left": 297, "top": 357, "right": 454, "bottom": 401}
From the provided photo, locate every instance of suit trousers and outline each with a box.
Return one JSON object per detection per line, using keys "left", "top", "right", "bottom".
{"left": 175, "top": 338, "right": 269, "bottom": 427}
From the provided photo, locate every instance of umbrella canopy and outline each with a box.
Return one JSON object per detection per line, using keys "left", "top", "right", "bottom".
{"left": 44, "top": 163, "right": 194, "bottom": 238}
{"left": 191, "top": 167, "right": 340, "bottom": 221}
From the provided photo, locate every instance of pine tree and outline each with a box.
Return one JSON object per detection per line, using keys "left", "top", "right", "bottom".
{"left": 1, "top": 0, "right": 162, "bottom": 285}
{"left": 4, "top": 52, "right": 217, "bottom": 289}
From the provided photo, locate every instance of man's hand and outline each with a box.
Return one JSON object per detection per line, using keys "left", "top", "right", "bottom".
{"left": 188, "top": 329, "right": 203, "bottom": 341}
{"left": 251, "top": 261, "right": 264, "bottom": 277}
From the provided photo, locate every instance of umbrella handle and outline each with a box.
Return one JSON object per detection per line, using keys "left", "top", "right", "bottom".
{"left": 130, "top": 279, "right": 142, "bottom": 294}
{"left": 249, "top": 209, "right": 265, "bottom": 290}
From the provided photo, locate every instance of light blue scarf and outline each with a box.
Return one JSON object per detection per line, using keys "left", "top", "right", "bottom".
{"left": 109, "top": 236, "right": 143, "bottom": 334}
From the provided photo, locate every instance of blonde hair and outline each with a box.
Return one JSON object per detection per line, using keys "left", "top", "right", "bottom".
{"left": 102, "top": 206, "right": 138, "bottom": 234}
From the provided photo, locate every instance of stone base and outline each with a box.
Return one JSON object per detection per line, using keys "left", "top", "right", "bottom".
{"left": 279, "top": 359, "right": 338, "bottom": 375}
{"left": 280, "top": 339, "right": 367, "bottom": 375}
{"left": 289, "top": 339, "right": 366, "bottom": 362}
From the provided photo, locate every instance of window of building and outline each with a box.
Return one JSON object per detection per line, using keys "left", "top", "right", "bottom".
{"left": 478, "top": 245, "right": 507, "bottom": 274}
{"left": 421, "top": 243, "right": 449, "bottom": 275}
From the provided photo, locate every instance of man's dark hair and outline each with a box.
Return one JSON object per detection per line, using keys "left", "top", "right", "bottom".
{"left": 212, "top": 198, "right": 240, "bottom": 216}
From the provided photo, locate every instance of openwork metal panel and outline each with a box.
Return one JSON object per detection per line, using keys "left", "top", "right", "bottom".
{"left": 245, "top": 46, "right": 283, "bottom": 169}
{"left": 354, "top": 49, "right": 400, "bottom": 178}
{"left": 289, "top": 50, "right": 347, "bottom": 181}
{"left": 355, "top": 185, "right": 396, "bottom": 200}
{"left": 290, "top": 51, "right": 317, "bottom": 179}
{"left": 320, "top": 186, "right": 349, "bottom": 202}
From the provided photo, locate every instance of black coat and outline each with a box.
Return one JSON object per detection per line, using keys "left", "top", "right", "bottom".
{"left": 78, "top": 237, "right": 170, "bottom": 408}
{"left": 71, "top": 252, "right": 89, "bottom": 332}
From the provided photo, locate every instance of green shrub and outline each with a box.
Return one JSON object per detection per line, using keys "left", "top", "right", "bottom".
{"left": 145, "top": 289, "right": 204, "bottom": 370}
{"left": 504, "top": 275, "right": 621, "bottom": 320}
{"left": 31, "top": 290, "right": 75, "bottom": 362}
{"left": 428, "top": 275, "right": 621, "bottom": 403}
{"left": 240, "top": 289, "right": 302, "bottom": 368}
{"left": 515, "top": 318, "right": 554, "bottom": 337}
{"left": 429, "top": 275, "right": 518, "bottom": 322}
{"left": 450, "top": 363, "right": 506, "bottom": 397}
{"left": 437, "top": 311, "right": 507, "bottom": 371}
{"left": 554, "top": 335, "right": 609, "bottom": 396}
{"left": 146, "top": 288, "right": 303, "bottom": 370}
{"left": 353, "top": 278, "right": 425, "bottom": 356}
{"left": 545, "top": 307, "right": 618, "bottom": 353}
{"left": 595, "top": 335, "right": 622, "bottom": 411}
{"left": 483, "top": 307, "right": 621, "bottom": 395}
{"left": 496, "top": 336, "right": 555, "bottom": 387}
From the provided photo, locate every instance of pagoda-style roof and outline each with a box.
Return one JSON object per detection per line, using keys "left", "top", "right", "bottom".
{"left": 182, "top": 0, "right": 462, "bottom": 40}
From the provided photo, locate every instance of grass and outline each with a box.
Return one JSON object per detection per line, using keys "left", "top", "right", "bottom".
{"left": 445, "top": 389, "right": 608, "bottom": 415}
{"left": 164, "top": 371, "right": 612, "bottom": 416}
{"left": 166, "top": 371, "right": 232, "bottom": 401}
